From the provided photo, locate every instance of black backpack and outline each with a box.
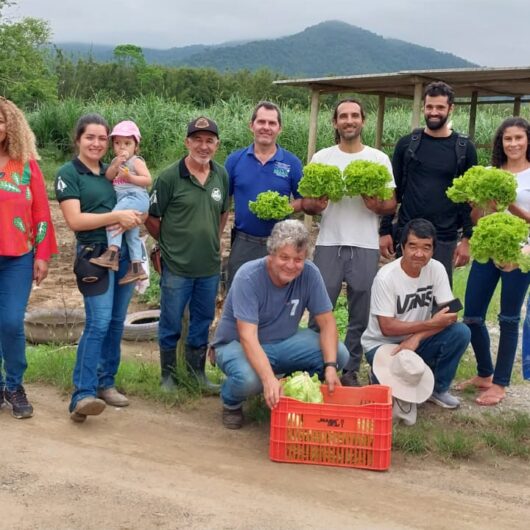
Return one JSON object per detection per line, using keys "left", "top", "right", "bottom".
{"left": 396, "top": 128, "right": 469, "bottom": 202}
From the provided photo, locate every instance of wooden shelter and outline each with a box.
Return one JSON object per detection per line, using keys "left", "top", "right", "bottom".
{"left": 274, "top": 66, "right": 530, "bottom": 162}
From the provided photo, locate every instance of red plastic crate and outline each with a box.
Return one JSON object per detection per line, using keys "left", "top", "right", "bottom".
{"left": 269, "top": 385, "right": 392, "bottom": 471}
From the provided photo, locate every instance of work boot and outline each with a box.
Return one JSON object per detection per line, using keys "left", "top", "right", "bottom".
{"left": 340, "top": 370, "right": 361, "bottom": 387}
{"left": 118, "top": 262, "right": 148, "bottom": 285}
{"left": 222, "top": 405, "right": 243, "bottom": 429}
{"left": 4, "top": 386, "right": 33, "bottom": 419}
{"left": 69, "top": 396, "right": 106, "bottom": 423}
{"left": 160, "top": 349, "right": 177, "bottom": 391}
{"left": 185, "top": 345, "right": 220, "bottom": 393}
{"left": 97, "top": 387, "right": 129, "bottom": 407}
{"left": 90, "top": 247, "right": 120, "bottom": 271}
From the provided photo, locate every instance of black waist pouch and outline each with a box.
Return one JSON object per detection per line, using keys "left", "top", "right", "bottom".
{"left": 73, "top": 243, "right": 110, "bottom": 297}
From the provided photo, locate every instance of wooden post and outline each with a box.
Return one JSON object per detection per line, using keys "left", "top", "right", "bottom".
{"left": 375, "top": 95, "right": 386, "bottom": 149}
{"left": 306, "top": 88, "right": 320, "bottom": 163}
{"left": 305, "top": 88, "right": 320, "bottom": 229}
{"left": 411, "top": 82, "right": 423, "bottom": 130}
{"left": 468, "top": 91, "right": 478, "bottom": 140}
{"left": 514, "top": 96, "right": 522, "bottom": 116}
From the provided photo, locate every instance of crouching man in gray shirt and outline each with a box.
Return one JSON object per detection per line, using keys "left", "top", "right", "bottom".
{"left": 212, "top": 220, "right": 349, "bottom": 429}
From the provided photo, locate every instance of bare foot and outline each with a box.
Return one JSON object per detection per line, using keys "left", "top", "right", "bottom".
{"left": 454, "top": 375, "right": 493, "bottom": 392}
{"left": 475, "top": 384, "right": 506, "bottom": 406}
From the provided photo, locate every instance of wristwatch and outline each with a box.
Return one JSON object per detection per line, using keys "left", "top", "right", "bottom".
{"left": 323, "top": 361, "right": 338, "bottom": 369}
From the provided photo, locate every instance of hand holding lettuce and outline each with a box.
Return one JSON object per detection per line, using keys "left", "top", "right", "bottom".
{"left": 343, "top": 160, "right": 393, "bottom": 200}
{"left": 446, "top": 166, "right": 517, "bottom": 211}
{"left": 298, "top": 161, "right": 393, "bottom": 203}
{"left": 249, "top": 191, "right": 294, "bottom": 220}
{"left": 470, "top": 212, "right": 530, "bottom": 272}
{"left": 297, "top": 163, "right": 343, "bottom": 202}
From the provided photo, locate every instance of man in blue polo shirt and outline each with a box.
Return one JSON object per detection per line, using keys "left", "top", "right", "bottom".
{"left": 225, "top": 101, "right": 303, "bottom": 288}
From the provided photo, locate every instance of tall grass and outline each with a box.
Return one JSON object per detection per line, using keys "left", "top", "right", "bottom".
{"left": 30, "top": 97, "right": 526, "bottom": 181}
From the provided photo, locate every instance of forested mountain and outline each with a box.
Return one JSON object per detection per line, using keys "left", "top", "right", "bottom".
{"left": 57, "top": 20, "right": 476, "bottom": 77}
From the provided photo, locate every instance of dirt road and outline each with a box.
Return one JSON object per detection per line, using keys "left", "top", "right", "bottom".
{"left": 1, "top": 384, "right": 529, "bottom": 530}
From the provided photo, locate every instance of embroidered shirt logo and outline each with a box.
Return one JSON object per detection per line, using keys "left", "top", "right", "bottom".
{"left": 273, "top": 161, "right": 291, "bottom": 178}
{"left": 56, "top": 176, "right": 67, "bottom": 192}
{"left": 211, "top": 187, "right": 222, "bottom": 202}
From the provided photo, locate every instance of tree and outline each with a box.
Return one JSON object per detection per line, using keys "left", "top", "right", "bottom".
{"left": 0, "top": 2, "right": 56, "bottom": 106}
{"left": 113, "top": 44, "right": 146, "bottom": 67}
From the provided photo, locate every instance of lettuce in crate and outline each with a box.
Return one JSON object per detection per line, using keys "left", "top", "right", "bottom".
{"left": 282, "top": 371, "right": 324, "bottom": 403}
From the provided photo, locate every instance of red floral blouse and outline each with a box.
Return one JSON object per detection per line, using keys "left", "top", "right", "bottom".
{"left": 0, "top": 159, "right": 58, "bottom": 260}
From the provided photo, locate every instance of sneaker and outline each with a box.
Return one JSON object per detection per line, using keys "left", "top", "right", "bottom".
{"left": 118, "top": 262, "right": 148, "bottom": 285}
{"left": 4, "top": 386, "right": 34, "bottom": 419}
{"left": 222, "top": 405, "right": 243, "bottom": 430}
{"left": 97, "top": 387, "right": 129, "bottom": 407}
{"left": 428, "top": 390, "right": 460, "bottom": 409}
{"left": 70, "top": 396, "right": 106, "bottom": 423}
{"left": 90, "top": 248, "right": 120, "bottom": 272}
{"left": 340, "top": 370, "right": 360, "bottom": 387}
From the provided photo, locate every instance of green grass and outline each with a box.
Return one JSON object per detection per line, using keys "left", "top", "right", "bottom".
{"left": 31, "top": 96, "right": 519, "bottom": 189}
{"left": 24, "top": 344, "right": 210, "bottom": 406}
{"left": 434, "top": 430, "right": 476, "bottom": 460}
{"left": 392, "top": 409, "right": 530, "bottom": 461}
{"left": 392, "top": 425, "right": 428, "bottom": 455}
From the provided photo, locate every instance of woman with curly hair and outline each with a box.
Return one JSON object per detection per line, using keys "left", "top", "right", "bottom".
{"left": 0, "top": 96, "right": 57, "bottom": 418}
{"left": 459, "top": 117, "right": 530, "bottom": 405}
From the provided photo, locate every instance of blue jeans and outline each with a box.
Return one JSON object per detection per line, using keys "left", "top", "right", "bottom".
{"left": 365, "top": 323, "right": 471, "bottom": 393}
{"left": 158, "top": 267, "right": 220, "bottom": 351}
{"left": 71, "top": 246, "right": 135, "bottom": 411}
{"left": 216, "top": 328, "right": 350, "bottom": 407}
{"left": 523, "top": 294, "right": 530, "bottom": 380}
{"left": 464, "top": 260, "right": 530, "bottom": 387}
{"left": 0, "top": 252, "right": 33, "bottom": 391}
{"left": 108, "top": 187, "right": 149, "bottom": 261}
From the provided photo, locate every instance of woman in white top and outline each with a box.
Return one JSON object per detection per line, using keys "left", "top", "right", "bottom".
{"left": 460, "top": 117, "right": 530, "bottom": 405}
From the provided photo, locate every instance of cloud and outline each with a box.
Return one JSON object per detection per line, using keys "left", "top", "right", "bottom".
{"left": 5, "top": 0, "right": 530, "bottom": 66}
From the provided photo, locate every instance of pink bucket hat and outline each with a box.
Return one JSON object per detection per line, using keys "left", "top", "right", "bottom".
{"left": 110, "top": 120, "right": 141, "bottom": 143}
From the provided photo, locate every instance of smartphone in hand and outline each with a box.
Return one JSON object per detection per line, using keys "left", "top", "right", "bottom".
{"left": 432, "top": 298, "right": 463, "bottom": 315}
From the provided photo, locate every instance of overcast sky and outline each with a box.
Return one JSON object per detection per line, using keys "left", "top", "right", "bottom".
{"left": 5, "top": 0, "right": 530, "bottom": 67}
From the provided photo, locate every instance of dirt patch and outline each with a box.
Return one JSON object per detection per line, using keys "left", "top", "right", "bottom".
{"left": 1, "top": 383, "right": 529, "bottom": 530}
{"left": 28, "top": 202, "right": 82, "bottom": 310}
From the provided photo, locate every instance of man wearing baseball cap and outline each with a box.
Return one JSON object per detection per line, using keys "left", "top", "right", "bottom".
{"left": 146, "top": 117, "right": 229, "bottom": 391}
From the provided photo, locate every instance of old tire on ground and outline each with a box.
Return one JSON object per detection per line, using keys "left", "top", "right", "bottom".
{"left": 24, "top": 308, "right": 85, "bottom": 345}
{"left": 122, "top": 310, "right": 160, "bottom": 341}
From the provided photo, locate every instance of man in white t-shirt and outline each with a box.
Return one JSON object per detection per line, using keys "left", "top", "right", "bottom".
{"left": 362, "top": 218, "right": 471, "bottom": 408}
{"left": 303, "top": 98, "right": 397, "bottom": 386}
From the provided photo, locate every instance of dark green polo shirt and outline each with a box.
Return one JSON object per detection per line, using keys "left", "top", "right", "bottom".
{"left": 55, "top": 158, "right": 114, "bottom": 244}
{"left": 149, "top": 158, "right": 229, "bottom": 277}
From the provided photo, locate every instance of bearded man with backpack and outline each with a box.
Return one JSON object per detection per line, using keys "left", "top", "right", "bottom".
{"left": 379, "top": 81, "right": 478, "bottom": 284}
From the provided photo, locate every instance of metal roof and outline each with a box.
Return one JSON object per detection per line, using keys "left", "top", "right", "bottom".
{"left": 274, "top": 66, "right": 530, "bottom": 99}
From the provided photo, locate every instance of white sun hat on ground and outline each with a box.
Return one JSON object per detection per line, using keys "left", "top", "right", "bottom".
{"left": 373, "top": 344, "right": 434, "bottom": 404}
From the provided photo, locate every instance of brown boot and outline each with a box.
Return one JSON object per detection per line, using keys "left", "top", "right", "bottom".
{"left": 90, "top": 248, "right": 120, "bottom": 271}
{"left": 118, "top": 262, "right": 148, "bottom": 285}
